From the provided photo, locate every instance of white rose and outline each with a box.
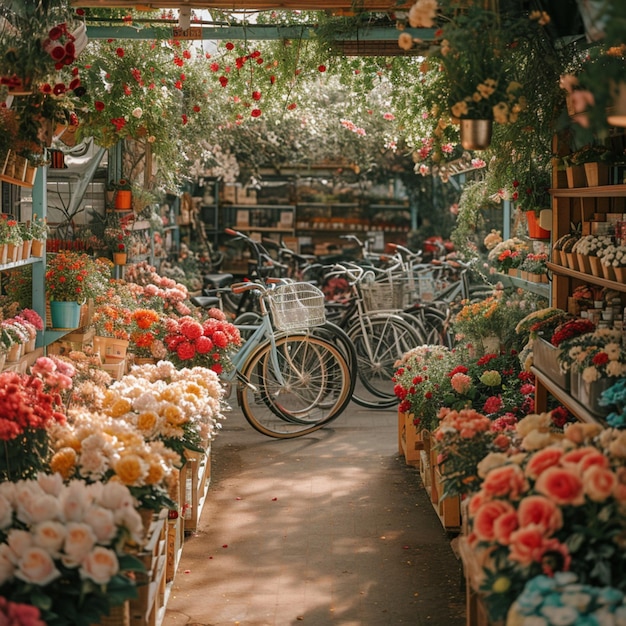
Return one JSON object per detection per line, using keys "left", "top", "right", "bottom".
{"left": 17, "top": 493, "right": 61, "bottom": 525}
{"left": 32, "top": 521, "right": 66, "bottom": 556}
{"left": 37, "top": 472, "right": 64, "bottom": 497}
{"left": 116, "top": 507, "right": 144, "bottom": 544}
{"left": 131, "top": 107, "right": 143, "bottom": 119}
{"left": 6, "top": 529, "right": 33, "bottom": 559}
{"left": 83, "top": 506, "right": 116, "bottom": 544}
{"left": 80, "top": 547, "right": 119, "bottom": 584}
{"left": 99, "top": 482, "right": 135, "bottom": 511}
{"left": 0, "top": 545, "right": 16, "bottom": 585}
{"left": 63, "top": 522, "right": 97, "bottom": 565}
{"left": 582, "top": 365, "right": 601, "bottom": 383}
{"left": 0, "top": 494, "right": 13, "bottom": 529}
{"left": 15, "top": 547, "right": 61, "bottom": 585}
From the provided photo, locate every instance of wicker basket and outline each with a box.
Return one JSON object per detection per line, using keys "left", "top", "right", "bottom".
{"left": 268, "top": 283, "right": 326, "bottom": 331}
{"left": 359, "top": 280, "right": 404, "bottom": 312}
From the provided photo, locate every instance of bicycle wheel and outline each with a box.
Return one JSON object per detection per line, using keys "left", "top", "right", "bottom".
{"left": 237, "top": 334, "right": 352, "bottom": 438}
{"left": 347, "top": 314, "right": 424, "bottom": 404}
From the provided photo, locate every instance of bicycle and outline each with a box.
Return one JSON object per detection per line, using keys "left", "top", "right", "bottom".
{"left": 212, "top": 280, "right": 355, "bottom": 439}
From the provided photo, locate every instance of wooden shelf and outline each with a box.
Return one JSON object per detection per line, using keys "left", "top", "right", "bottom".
{"left": 231, "top": 226, "right": 295, "bottom": 233}
{"left": 546, "top": 262, "right": 626, "bottom": 293}
{"left": 532, "top": 367, "right": 601, "bottom": 425}
{"left": 550, "top": 183, "right": 626, "bottom": 198}
{"left": 0, "top": 173, "right": 33, "bottom": 188}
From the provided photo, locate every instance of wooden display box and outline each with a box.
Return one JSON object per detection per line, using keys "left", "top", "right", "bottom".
{"left": 429, "top": 443, "right": 461, "bottom": 531}
{"left": 397, "top": 409, "right": 423, "bottom": 466}
{"left": 182, "top": 446, "right": 212, "bottom": 534}
{"left": 533, "top": 337, "right": 568, "bottom": 390}
{"left": 101, "top": 360, "right": 126, "bottom": 380}
{"left": 166, "top": 516, "right": 184, "bottom": 583}
{"left": 129, "top": 514, "right": 168, "bottom": 626}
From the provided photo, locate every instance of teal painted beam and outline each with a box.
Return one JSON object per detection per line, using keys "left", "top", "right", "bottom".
{"left": 85, "top": 24, "right": 435, "bottom": 41}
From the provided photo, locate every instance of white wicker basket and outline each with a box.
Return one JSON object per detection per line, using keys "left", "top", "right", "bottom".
{"left": 359, "top": 280, "right": 404, "bottom": 312}
{"left": 268, "top": 283, "right": 326, "bottom": 331}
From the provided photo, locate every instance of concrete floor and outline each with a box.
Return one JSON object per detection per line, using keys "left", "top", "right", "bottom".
{"left": 162, "top": 400, "right": 466, "bottom": 626}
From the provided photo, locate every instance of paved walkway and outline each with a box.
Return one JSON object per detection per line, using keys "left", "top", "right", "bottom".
{"left": 163, "top": 400, "right": 466, "bottom": 626}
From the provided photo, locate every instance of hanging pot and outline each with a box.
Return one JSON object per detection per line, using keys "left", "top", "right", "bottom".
{"left": 113, "top": 252, "right": 127, "bottom": 265}
{"left": 459, "top": 119, "right": 493, "bottom": 151}
{"left": 525, "top": 211, "right": 551, "bottom": 240}
{"left": 115, "top": 190, "right": 132, "bottom": 210}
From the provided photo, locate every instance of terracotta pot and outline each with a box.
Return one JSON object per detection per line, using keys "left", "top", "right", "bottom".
{"left": 565, "top": 165, "right": 587, "bottom": 188}
{"left": 459, "top": 119, "right": 492, "bottom": 151}
{"left": 20, "top": 240, "right": 32, "bottom": 260}
{"left": 584, "top": 161, "right": 610, "bottom": 187}
{"left": 114, "top": 190, "right": 132, "bottom": 210}
{"left": 589, "top": 255, "right": 603, "bottom": 277}
{"left": 30, "top": 240, "right": 44, "bottom": 257}
{"left": 525, "top": 211, "right": 550, "bottom": 240}
{"left": 113, "top": 252, "right": 127, "bottom": 265}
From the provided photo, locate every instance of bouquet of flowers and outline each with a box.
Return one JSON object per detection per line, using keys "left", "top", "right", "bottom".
{"left": 0, "top": 474, "right": 145, "bottom": 626}
{"left": 557, "top": 327, "right": 626, "bottom": 383}
{"left": 129, "top": 308, "right": 167, "bottom": 360}
{"left": 487, "top": 238, "right": 529, "bottom": 273}
{"left": 460, "top": 423, "right": 626, "bottom": 622}
{"left": 0, "top": 598, "right": 45, "bottom": 626}
{"left": 392, "top": 344, "right": 457, "bottom": 433}
{"left": 515, "top": 307, "right": 571, "bottom": 342}
{"left": 519, "top": 252, "right": 548, "bottom": 275}
{"left": 92, "top": 302, "right": 133, "bottom": 340}
{"left": 163, "top": 309, "right": 241, "bottom": 375}
{"left": 0, "top": 356, "right": 75, "bottom": 481}
{"left": 509, "top": 572, "right": 626, "bottom": 624}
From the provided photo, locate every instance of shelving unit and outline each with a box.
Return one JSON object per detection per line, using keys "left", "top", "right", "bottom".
{"left": 533, "top": 137, "right": 626, "bottom": 424}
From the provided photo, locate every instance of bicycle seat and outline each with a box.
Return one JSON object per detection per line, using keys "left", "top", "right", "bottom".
{"left": 203, "top": 274, "right": 234, "bottom": 289}
{"left": 191, "top": 295, "right": 221, "bottom": 309}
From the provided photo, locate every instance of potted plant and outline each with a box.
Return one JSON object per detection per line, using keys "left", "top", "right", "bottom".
{"left": 104, "top": 224, "right": 134, "bottom": 265}
{"left": 45, "top": 251, "right": 108, "bottom": 328}
{"left": 26, "top": 213, "right": 49, "bottom": 257}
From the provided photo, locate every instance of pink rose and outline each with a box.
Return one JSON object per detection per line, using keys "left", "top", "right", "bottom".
{"left": 582, "top": 465, "right": 617, "bottom": 503}
{"left": 32, "top": 521, "right": 66, "bottom": 555}
{"left": 524, "top": 446, "right": 563, "bottom": 479}
{"left": 473, "top": 500, "right": 516, "bottom": 542}
{"left": 15, "top": 547, "right": 61, "bottom": 585}
{"left": 561, "top": 447, "right": 608, "bottom": 473}
{"left": 534, "top": 466, "right": 584, "bottom": 506}
{"left": 517, "top": 495, "right": 562, "bottom": 534}
{"left": 79, "top": 546, "right": 119, "bottom": 584}
{"left": 83, "top": 507, "right": 117, "bottom": 544}
{"left": 468, "top": 490, "right": 487, "bottom": 516}
{"left": 508, "top": 525, "right": 546, "bottom": 565}
{"left": 482, "top": 464, "right": 529, "bottom": 500}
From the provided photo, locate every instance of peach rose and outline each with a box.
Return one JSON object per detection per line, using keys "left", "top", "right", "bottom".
{"left": 508, "top": 525, "right": 545, "bottom": 565}
{"left": 492, "top": 511, "right": 519, "bottom": 545}
{"left": 473, "top": 500, "right": 516, "bottom": 542}
{"left": 63, "top": 523, "right": 97, "bottom": 565}
{"left": 517, "top": 495, "right": 562, "bottom": 534}
{"left": 468, "top": 490, "right": 487, "bottom": 516}
{"left": 582, "top": 465, "right": 617, "bottom": 503}
{"left": 32, "top": 521, "right": 66, "bottom": 556}
{"left": 15, "top": 547, "right": 61, "bottom": 585}
{"left": 524, "top": 446, "right": 563, "bottom": 480}
{"left": 83, "top": 507, "right": 117, "bottom": 544}
{"left": 0, "top": 494, "right": 12, "bottom": 530}
{"left": 482, "top": 464, "right": 529, "bottom": 500}
{"left": 534, "top": 466, "right": 584, "bottom": 506}
{"left": 562, "top": 447, "right": 608, "bottom": 473}
{"left": 79, "top": 546, "right": 119, "bottom": 584}
{"left": 0, "top": 545, "right": 15, "bottom": 585}
{"left": 564, "top": 422, "right": 603, "bottom": 445}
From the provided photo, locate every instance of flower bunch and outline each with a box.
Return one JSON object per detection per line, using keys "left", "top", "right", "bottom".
{"left": 0, "top": 597, "right": 45, "bottom": 626}
{"left": 92, "top": 302, "right": 133, "bottom": 340}
{"left": 551, "top": 318, "right": 596, "bottom": 348}
{"left": 45, "top": 252, "right": 108, "bottom": 302}
{"left": 600, "top": 242, "right": 626, "bottom": 268}
{"left": 0, "top": 217, "right": 22, "bottom": 247}
{"left": 519, "top": 252, "right": 548, "bottom": 275}
{"left": 48, "top": 409, "right": 180, "bottom": 512}
{"left": 0, "top": 357, "right": 75, "bottom": 481}
{"left": 103, "top": 226, "right": 135, "bottom": 255}
{"left": 163, "top": 309, "right": 241, "bottom": 375}
{"left": 572, "top": 234, "right": 612, "bottom": 257}
{"left": 460, "top": 424, "right": 626, "bottom": 622}
{"left": 392, "top": 344, "right": 457, "bottom": 433}
{"left": 557, "top": 328, "right": 626, "bottom": 383}
{"left": 487, "top": 237, "right": 529, "bottom": 273}
{"left": 16, "top": 308, "right": 44, "bottom": 332}
{"left": 510, "top": 572, "right": 626, "bottom": 624}
{"left": 129, "top": 309, "right": 167, "bottom": 360}
{"left": 124, "top": 263, "right": 191, "bottom": 316}
{"left": 0, "top": 474, "right": 145, "bottom": 626}
{"left": 432, "top": 407, "right": 511, "bottom": 498}
{"left": 515, "top": 307, "right": 572, "bottom": 342}
{"left": 599, "top": 378, "right": 626, "bottom": 429}
{"left": 483, "top": 229, "right": 502, "bottom": 251}
{"left": 102, "top": 363, "right": 225, "bottom": 461}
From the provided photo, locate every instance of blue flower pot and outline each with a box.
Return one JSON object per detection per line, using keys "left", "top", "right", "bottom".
{"left": 50, "top": 301, "right": 81, "bottom": 329}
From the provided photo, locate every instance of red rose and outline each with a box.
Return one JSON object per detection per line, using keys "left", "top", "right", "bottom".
{"left": 524, "top": 446, "right": 563, "bottom": 479}
{"left": 482, "top": 464, "right": 529, "bottom": 500}
{"left": 517, "top": 495, "right": 562, "bottom": 534}
{"left": 473, "top": 499, "right": 515, "bottom": 541}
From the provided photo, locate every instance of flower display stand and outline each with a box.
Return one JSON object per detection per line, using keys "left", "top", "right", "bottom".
{"left": 397, "top": 409, "right": 423, "bottom": 466}
{"left": 429, "top": 445, "right": 461, "bottom": 531}
{"left": 129, "top": 511, "right": 168, "bottom": 626}
{"left": 532, "top": 337, "right": 569, "bottom": 390}
{"left": 182, "top": 445, "right": 212, "bottom": 534}
{"left": 166, "top": 515, "right": 184, "bottom": 583}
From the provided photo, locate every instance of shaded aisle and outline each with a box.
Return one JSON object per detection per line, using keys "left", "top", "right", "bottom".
{"left": 163, "top": 402, "right": 466, "bottom": 626}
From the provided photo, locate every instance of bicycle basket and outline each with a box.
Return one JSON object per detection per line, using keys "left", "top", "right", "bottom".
{"left": 268, "top": 283, "right": 326, "bottom": 331}
{"left": 359, "top": 280, "right": 404, "bottom": 312}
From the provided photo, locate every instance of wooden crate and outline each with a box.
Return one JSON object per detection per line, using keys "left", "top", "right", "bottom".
{"left": 182, "top": 445, "right": 212, "bottom": 534}
{"left": 129, "top": 514, "right": 168, "bottom": 626}
{"left": 166, "top": 516, "right": 184, "bottom": 583}
{"left": 397, "top": 409, "right": 423, "bottom": 466}
{"left": 429, "top": 443, "right": 461, "bottom": 531}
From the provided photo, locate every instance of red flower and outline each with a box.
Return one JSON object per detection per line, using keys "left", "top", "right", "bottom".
{"left": 116, "top": 47, "right": 125, "bottom": 57}
{"left": 225, "top": 42, "right": 235, "bottom": 50}
{"left": 318, "top": 64, "right": 327, "bottom": 72}
{"left": 592, "top": 351, "right": 609, "bottom": 366}
{"left": 219, "top": 76, "right": 228, "bottom": 87}
{"left": 251, "top": 109, "right": 262, "bottom": 118}
{"left": 252, "top": 91, "right": 261, "bottom": 101}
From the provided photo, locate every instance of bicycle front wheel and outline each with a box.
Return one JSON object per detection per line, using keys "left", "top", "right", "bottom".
{"left": 348, "top": 314, "right": 424, "bottom": 404}
{"left": 237, "top": 334, "right": 352, "bottom": 438}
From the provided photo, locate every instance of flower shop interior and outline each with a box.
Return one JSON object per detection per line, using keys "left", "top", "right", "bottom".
{"left": 1, "top": 0, "right": 626, "bottom": 625}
